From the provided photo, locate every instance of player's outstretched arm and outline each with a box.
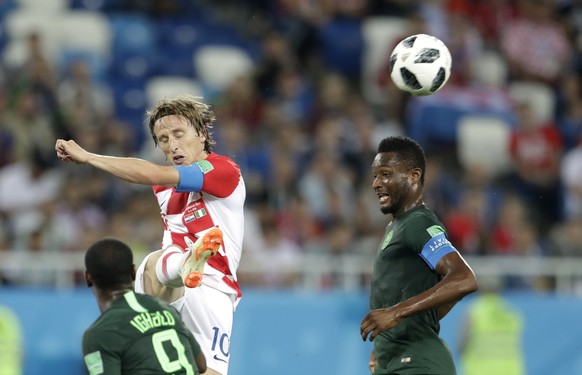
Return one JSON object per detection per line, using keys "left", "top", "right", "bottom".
{"left": 361, "top": 252, "right": 478, "bottom": 341}
{"left": 55, "top": 139, "right": 180, "bottom": 187}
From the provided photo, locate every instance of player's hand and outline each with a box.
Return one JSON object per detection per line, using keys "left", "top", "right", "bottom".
{"left": 360, "top": 307, "right": 402, "bottom": 341}
{"left": 55, "top": 139, "right": 90, "bottom": 164}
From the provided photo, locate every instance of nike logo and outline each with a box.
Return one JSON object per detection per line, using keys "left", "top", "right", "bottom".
{"left": 213, "top": 354, "right": 227, "bottom": 363}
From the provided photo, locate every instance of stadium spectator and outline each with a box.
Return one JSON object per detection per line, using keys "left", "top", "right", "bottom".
{"left": 500, "top": 0, "right": 571, "bottom": 86}
{"left": 459, "top": 276, "right": 526, "bottom": 375}
{"left": 240, "top": 202, "right": 303, "bottom": 288}
{"left": 561, "top": 135, "right": 582, "bottom": 219}
{"left": 509, "top": 100, "right": 565, "bottom": 232}
{"left": 555, "top": 72, "right": 582, "bottom": 151}
{"left": 0, "top": 305, "right": 23, "bottom": 375}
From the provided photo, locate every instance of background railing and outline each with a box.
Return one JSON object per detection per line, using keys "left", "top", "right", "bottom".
{"left": 2, "top": 251, "right": 582, "bottom": 294}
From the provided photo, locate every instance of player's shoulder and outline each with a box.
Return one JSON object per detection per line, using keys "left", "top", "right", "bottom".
{"left": 134, "top": 292, "right": 181, "bottom": 316}
{"left": 205, "top": 152, "right": 239, "bottom": 168}
{"left": 82, "top": 312, "right": 120, "bottom": 347}
{"left": 403, "top": 205, "right": 445, "bottom": 232}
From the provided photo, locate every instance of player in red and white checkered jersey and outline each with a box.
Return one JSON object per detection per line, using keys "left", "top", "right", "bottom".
{"left": 55, "top": 96, "right": 245, "bottom": 375}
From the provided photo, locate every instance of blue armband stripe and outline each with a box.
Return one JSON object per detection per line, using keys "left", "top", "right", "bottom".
{"left": 175, "top": 165, "right": 204, "bottom": 192}
{"left": 420, "top": 233, "right": 457, "bottom": 270}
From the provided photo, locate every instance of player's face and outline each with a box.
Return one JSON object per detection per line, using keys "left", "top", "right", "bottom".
{"left": 153, "top": 115, "right": 207, "bottom": 166}
{"left": 371, "top": 152, "right": 417, "bottom": 216}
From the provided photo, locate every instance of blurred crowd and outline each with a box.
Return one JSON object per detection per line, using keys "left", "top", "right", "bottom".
{"left": 0, "top": 0, "right": 581, "bottom": 292}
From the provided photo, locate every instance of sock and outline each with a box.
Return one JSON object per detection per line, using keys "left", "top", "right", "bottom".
{"left": 155, "top": 245, "right": 185, "bottom": 287}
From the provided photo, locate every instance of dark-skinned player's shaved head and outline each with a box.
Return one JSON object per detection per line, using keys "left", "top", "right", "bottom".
{"left": 85, "top": 238, "right": 133, "bottom": 289}
{"left": 377, "top": 136, "right": 426, "bottom": 185}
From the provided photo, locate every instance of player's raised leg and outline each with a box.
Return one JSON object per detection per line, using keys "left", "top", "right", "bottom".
{"left": 181, "top": 227, "right": 223, "bottom": 288}
{"left": 138, "top": 249, "right": 185, "bottom": 303}
{"left": 136, "top": 227, "right": 223, "bottom": 304}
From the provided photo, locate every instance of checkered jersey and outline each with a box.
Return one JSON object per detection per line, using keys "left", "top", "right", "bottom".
{"left": 153, "top": 153, "right": 245, "bottom": 299}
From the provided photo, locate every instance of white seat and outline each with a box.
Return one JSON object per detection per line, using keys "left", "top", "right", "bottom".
{"left": 56, "top": 11, "right": 112, "bottom": 56}
{"left": 457, "top": 115, "right": 513, "bottom": 177}
{"left": 3, "top": 10, "right": 111, "bottom": 68}
{"left": 3, "top": 10, "right": 61, "bottom": 67}
{"left": 193, "top": 45, "right": 254, "bottom": 93}
{"left": 471, "top": 50, "right": 508, "bottom": 88}
{"left": 361, "top": 16, "right": 407, "bottom": 105}
{"left": 508, "top": 81, "right": 555, "bottom": 123}
{"left": 145, "top": 76, "right": 205, "bottom": 107}
{"left": 15, "top": 0, "right": 67, "bottom": 12}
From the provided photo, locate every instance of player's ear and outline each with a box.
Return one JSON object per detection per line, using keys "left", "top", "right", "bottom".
{"left": 131, "top": 264, "right": 136, "bottom": 282}
{"left": 410, "top": 167, "right": 422, "bottom": 184}
{"left": 85, "top": 271, "right": 93, "bottom": 288}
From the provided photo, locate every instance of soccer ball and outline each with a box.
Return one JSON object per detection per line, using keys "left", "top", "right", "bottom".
{"left": 389, "top": 34, "right": 452, "bottom": 96}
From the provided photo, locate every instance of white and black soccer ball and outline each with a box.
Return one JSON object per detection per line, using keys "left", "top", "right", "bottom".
{"left": 389, "top": 34, "right": 452, "bottom": 96}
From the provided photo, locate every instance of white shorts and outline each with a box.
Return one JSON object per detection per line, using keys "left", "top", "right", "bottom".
{"left": 135, "top": 254, "right": 235, "bottom": 375}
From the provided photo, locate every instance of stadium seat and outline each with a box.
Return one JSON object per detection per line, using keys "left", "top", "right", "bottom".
{"left": 69, "top": 0, "right": 117, "bottom": 12}
{"left": 109, "top": 14, "right": 156, "bottom": 56}
{"left": 471, "top": 50, "right": 508, "bottom": 88}
{"left": 108, "top": 14, "right": 157, "bottom": 81}
{"left": 56, "top": 11, "right": 111, "bottom": 57}
{"left": 193, "top": 45, "right": 254, "bottom": 96}
{"left": 58, "top": 49, "right": 109, "bottom": 83}
{"left": 0, "top": 1, "right": 17, "bottom": 19}
{"left": 3, "top": 10, "right": 62, "bottom": 67}
{"left": 110, "top": 53, "right": 155, "bottom": 82}
{"left": 361, "top": 16, "right": 407, "bottom": 105}
{"left": 508, "top": 81, "right": 555, "bottom": 123}
{"left": 14, "top": 0, "right": 67, "bottom": 13}
{"left": 145, "top": 76, "right": 205, "bottom": 107}
{"left": 457, "top": 114, "right": 513, "bottom": 177}
{"left": 317, "top": 18, "right": 364, "bottom": 80}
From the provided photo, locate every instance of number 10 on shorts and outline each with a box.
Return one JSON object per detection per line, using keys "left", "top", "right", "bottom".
{"left": 211, "top": 326, "right": 230, "bottom": 361}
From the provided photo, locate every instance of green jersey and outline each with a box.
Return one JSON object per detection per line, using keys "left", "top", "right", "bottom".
{"left": 370, "top": 205, "right": 457, "bottom": 375}
{"left": 83, "top": 291, "right": 201, "bottom": 375}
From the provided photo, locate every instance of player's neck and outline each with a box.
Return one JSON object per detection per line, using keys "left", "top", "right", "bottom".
{"left": 394, "top": 194, "right": 425, "bottom": 219}
{"left": 96, "top": 285, "right": 133, "bottom": 313}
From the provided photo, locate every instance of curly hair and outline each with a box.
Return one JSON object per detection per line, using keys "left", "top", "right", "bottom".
{"left": 146, "top": 95, "right": 217, "bottom": 153}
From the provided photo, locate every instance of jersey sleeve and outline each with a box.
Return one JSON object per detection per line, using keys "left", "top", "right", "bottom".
{"left": 175, "top": 156, "right": 241, "bottom": 197}
{"left": 82, "top": 328, "right": 122, "bottom": 375}
{"left": 404, "top": 213, "right": 457, "bottom": 270}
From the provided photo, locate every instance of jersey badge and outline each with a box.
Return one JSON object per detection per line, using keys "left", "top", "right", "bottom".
{"left": 426, "top": 225, "right": 445, "bottom": 237}
{"left": 84, "top": 351, "right": 104, "bottom": 375}
{"left": 379, "top": 230, "right": 393, "bottom": 251}
{"left": 196, "top": 160, "right": 214, "bottom": 174}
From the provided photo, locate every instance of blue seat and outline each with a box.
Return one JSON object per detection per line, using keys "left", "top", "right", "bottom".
{"left": 109, "top": 14, "right": 157, "bottom": 56}
{"left": 151, "top": 44, "right": 196, "bottom": 77}
{"left": 58, "top": 49, "right": 110, "bottom": 83}
{"left": 111, "top": 79, "right": 148, "bottom": 148}
{"left": 110, "top": 52, "right": 155, "bottom": 82}
{"left": 317, "top": 18, "right": 364, "bottom": 80}
{"left": 68, "top": 0, "right": 118, "bottom": 12}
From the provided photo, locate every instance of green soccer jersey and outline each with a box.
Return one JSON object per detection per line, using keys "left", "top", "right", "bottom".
{"left": 370, "top": 205, "right": 456, "bottom": 375}
{"left": 83, "top": 291, "right": 201, "bottom": 375}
